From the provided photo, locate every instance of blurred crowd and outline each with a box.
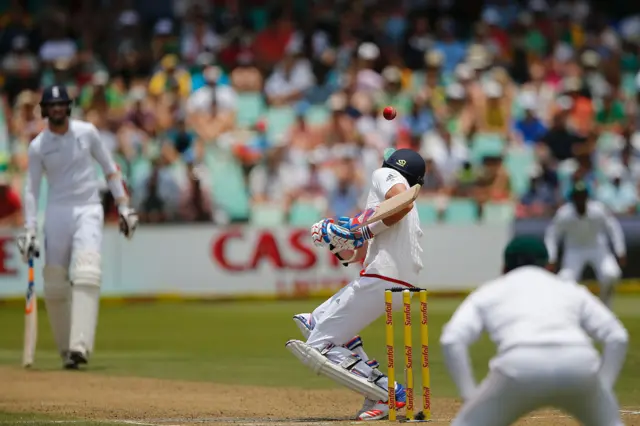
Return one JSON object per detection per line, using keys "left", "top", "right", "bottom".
{"left": 2, "top": 0, "right": 640, "bottom": 227}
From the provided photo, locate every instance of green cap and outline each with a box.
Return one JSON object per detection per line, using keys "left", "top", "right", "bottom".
{"left": 503, "top": 236, "right": 548, "bottom": 271}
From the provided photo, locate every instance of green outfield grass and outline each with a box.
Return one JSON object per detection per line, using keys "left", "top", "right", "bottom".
{"left": 0, "top": 295, "right": 639, "bottom": 406}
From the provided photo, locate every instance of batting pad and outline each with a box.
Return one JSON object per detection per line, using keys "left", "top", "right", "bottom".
{"left": 43, "top": 265, "right": 71, "bottom": 356}
{"left": 286, "top": 339, "right": 388, "bottom": 401}
{"left": 69, "top": 251, "right": 102, "bottom": 355}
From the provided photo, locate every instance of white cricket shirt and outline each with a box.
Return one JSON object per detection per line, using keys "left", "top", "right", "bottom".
{"left": 24, "top": 119, "right": 118, "bottom": 230}
{"left": 440, "top": 266, "right": 628, "bottom": 399}
{"left": 544, "top": 200, "right": 626, "bottom": 263}
{"left": 362, "top": 168, "right": 423, "bottom": 285}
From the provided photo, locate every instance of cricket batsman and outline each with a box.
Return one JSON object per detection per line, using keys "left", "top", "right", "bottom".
{"left": 17, "top": 85, "right": 139, "bottom": 369}
{"left": 545, "top": 181, "right": 626, "bottom": 307}
{"left": 441, "top": 236, "right": 628, "bottom": 426}
{"left": 286, "top": 148, "right": 426, "bottom": 421}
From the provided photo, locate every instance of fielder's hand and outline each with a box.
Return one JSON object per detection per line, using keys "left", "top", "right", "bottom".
{"left": 118, "top": 205, "right": 139, "bottom": 240}
{"left": 16, "top": 230, "right": 40, "bottom": 263}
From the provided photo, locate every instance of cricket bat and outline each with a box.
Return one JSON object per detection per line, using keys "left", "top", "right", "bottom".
{"left": 22, "top": 256, "right": 37, "bottom": 368}
{"left": 351, "top": 184, "right": 422, "bottom": 229}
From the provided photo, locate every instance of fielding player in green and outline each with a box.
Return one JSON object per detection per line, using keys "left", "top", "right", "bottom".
{"left": 441, "top": 236, "right": 628, "bottom": 426}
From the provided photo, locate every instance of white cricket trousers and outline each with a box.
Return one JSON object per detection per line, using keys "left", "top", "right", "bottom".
{"left": 43, "top": 203, "right": 104, "bottom": 356}
{"left": 44, "top": 204, "right": 104, "bottom": 268}
{"left": 559, "top": 246, "right": 621, "bottom": 286}
{"left": 307, "top": 275, "right": 410, "bottom": 348}
{"left": 452, "top": 346, "right": 623, "bottom": 426}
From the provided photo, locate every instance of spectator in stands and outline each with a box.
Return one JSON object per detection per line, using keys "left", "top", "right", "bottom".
{"left": 355, "top": 42, "right": 384, "bottom": 93}
{"left": 402, "top": 17, "right": 434, "bottom": 70}
{"left": 563, "top": 76, "right": 594, "bottom": 136}
{"left": 595, "top": 84, "right": 627, "bottom": 134}
{"left": 518, "top": 164, "right": 560, "bottom": 217}
{"left": 327, "top": 157, "right": 361, "bottom": 218}
{"left": 597, "top": 166, "right": 639, "bottom": 215}
{"left": 476, "top": 80, "right": 511, "bottom": 136}
{"left": 230, "top": 52, "right": 263, "bottom": 93}
{"left": 149, "top": 54, "right": 191, "bottom": 99}
{"left": 133, "top": 156, "right": 181, "bottom": 223}
{"left": 181, "top": 15, "right": 221, "bottom": 65}
{"left": 38, "top": 9, "right": 76, "bottom": 64}
{"left": 378, "top": 66, "right": 412, "bottom": 116}
{"left": 0, "top": 171, "right": 22, "bottom": 227}
{"left": 178, "top": 162, "right": 214, "bottom": 222}
{"left": 474, "top": 154, "right": 512, "bottom": 204}
{"left": 433, "top": 17, "right": 466, "bottom": 75}
{"left": 10, "top": 90, "right": 43, "bottom": 144}
{"left": 151, "top": 19, "right": 179, "bottom": 64}
{"left": 520, "top": 61, "right": 556, "bottom": 125}
{"left": 1, "top": 35, "right": 39, "bottom": 104}
{"left": 451, "top": 160, "right": 477, "bottom": 197}
{"left": 538, "top": 96, "right": 587, "bottom": 164}
{"left": 265, "top": 43, "right": 315, "bottom": 107}
{"left": 187, "top": 65, "right": 237, "bottom": 140}
{"left": 248, "top": 144, "right": 297, "bottom": 212}
{"left": 513, "top": 92, "right": 547, "bottom": 146}
{"left": 124, "top": 87, "right": 156, "bottom": 137}
{"left": 421, "top": 156, "right": 445, "bottom": 195}
{"left": 421, "top": 122, "right": 468, "bottom": 187}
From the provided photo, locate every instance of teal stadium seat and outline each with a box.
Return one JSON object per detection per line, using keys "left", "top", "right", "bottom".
{"left": 266, "top": 107, "right": 296, "bottom": 141}
{"left": 205, "top": 145, "right": 250, "bottom": 221}
{"left": 470, "top": 133, "right": 505, "bottom": 165}
{"left": 304, "top": 105, "right": 330, "bottom": 126}
{"left": 250, "top": 204, "right": 286, "bottom": 226}
{"left": 289, "top": 201, "right": 324, "bottom": 226}
{"left": 504, "top": 147, "right": 536, "bottom": 197}
{"left": 482, "top": 202, "right": 516, "bottom": 224}
{"left": 444, "top": 198, "right": 479, "bottom": 224}
{"left": 236, "top": 93, "right": 266, "bottom": 128}
{"left": 415, "top": 199, "right": 440, "bottom": 224}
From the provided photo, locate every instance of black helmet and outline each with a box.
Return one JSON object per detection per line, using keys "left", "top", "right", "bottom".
{"left": 39, "top": 85, "right": 72, "bottom": 118}
{"left": 382, "top": 148, "right": 426, "bottom": 187}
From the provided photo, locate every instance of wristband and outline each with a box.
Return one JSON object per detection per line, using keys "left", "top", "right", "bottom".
{"left": 367, "top": 220, "right": 390, "bottom": 237}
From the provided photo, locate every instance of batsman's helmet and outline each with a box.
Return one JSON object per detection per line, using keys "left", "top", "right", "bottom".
{"left": 503, "top": 236, "right": 549, "bottom": 272}
{"left": 39, "top": 85, "right": 72, "bottom": 118}
{"left": 382, "top": 148, "right": 426, "bottom": 187}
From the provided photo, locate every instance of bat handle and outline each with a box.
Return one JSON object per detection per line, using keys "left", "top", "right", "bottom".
{"left": 28, "top": 257, "right": 34, "bottom": 269}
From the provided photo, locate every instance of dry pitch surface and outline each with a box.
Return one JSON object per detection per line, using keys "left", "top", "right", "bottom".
{"left": 2, "top": 367, "right": 639, "bottom": 425}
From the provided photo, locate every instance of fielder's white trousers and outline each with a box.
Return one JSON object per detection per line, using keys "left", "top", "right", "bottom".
{"left": 452, "top": 346, "right": 623, "bottom": 426}
{"left": 307, "top": 275, "right": 409, "bottom": 349}
{"left": 559, "top": 246, "right": 621, "bottom": 286}
{"left": 44, "top": 204, "right": 104, "bottom": 268}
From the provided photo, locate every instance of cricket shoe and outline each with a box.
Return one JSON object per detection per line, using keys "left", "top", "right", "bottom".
{"left": 292, "top": 313, "right": 314, "bottom": 339}
{"left": 356, "top": 383, "right": 406, "bottom": 421}
{"left": 63, "top": 350, "right": 88, "bottom": 370}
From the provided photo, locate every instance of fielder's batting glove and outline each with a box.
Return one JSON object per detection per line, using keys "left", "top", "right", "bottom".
{"left": 118, "top": 205, "right": 139, "bottom": 240}
{"left": 16, "top": 229, "right": 40, "bottom": 263}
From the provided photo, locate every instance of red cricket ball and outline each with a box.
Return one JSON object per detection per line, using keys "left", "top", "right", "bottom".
{"left": 383, "top": 106, "right": 397, "bottom": 120}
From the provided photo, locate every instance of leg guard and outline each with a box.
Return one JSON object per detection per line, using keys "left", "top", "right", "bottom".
{"left": 69, "top": 251, "right": 102, "bottom": 356}
{"left": 43, "top": 266, "right": 71, "bottom": 357}
{"left": 286, "top": 339, "right": 388, "bottom": 401}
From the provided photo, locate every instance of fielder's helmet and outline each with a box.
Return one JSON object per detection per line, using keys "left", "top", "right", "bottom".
{"left": 382, "top": 148, "right": 426, "bottom": 187}
{"left": 503, "top": 236, "right": 549, "bottom": 272}
{"left": 39, "top": 85, "right": 72, "bottom": 118}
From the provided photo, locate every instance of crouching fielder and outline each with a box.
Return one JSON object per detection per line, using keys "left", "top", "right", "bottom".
{"left": 17, "top": 85, "right": 139, "bottom": 369}
{"left": 441, "top": 236, "right": 628, "bottom": 426}
{"left": 545, "top": 181, "right": 626, "bottom": 307}
{"left": 286, "top": 149, "right": 425, "bottom": 421}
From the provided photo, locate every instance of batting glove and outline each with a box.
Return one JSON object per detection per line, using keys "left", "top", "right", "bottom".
{"left": 118, "top": 205, "right": 139, "bottom": 240}
{"left": 16, "top": 229, "right": 40, "bottom": 263}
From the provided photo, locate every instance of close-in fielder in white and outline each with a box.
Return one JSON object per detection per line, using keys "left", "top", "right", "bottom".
{"left": 441, "top": 237, "right": 628, "bottom": 426}
{"left": 17, "top": 85, "right": 138, "bottom": 369}
{"left": 286, "top": 148, "right": 425, "bottom": 421}
{"left": 545, "top": 183, "right": 625, "bottom": 307}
